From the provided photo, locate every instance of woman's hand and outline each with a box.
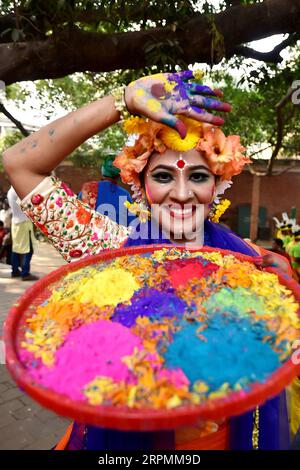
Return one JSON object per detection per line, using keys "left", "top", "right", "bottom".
{"left": 261, "top": 252, "right": 292, "bottom": 276}
{"left": 124, "top": 70, "right": 231, "bottom": 138}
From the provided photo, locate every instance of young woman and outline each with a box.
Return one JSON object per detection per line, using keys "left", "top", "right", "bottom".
{"left": 3, "top": 71, "right": 291, "bottom": 450}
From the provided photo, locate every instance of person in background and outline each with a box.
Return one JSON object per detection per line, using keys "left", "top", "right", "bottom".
{"left": 7, "top": 186, "right": 38, "bottom": 281}
{"left": 78, "top": 155, "right": 135, "bottom": 226}
{"left": 271, "top": 238, "right": 291, "bottom": 262}
{"left": 0, "top": 220, "right": 5, "bottom": 247}
{"left": 0, "top": 199, "right": 12, "bottom": 264}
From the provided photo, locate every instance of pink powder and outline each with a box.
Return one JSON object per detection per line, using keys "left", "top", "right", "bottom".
{"left": 25, "top": 320, "right": 142, "bottom": 401}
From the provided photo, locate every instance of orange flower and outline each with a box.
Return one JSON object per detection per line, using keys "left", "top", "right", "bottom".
{"left": 66, "top": 220, "right": 74, "bottom": 229}
{"left": 114, "top": 151, "right": 140, "bottom": 185}
{"left": 114, "top": 119, "right": 168, "bottom": 187}
{"left": 197, "top": 127, "right": 250, "bottom": 180}
{"left": 76, "top": 207, "right": 91, "bottom": 224}
{"left": 130, "top": 150, "right": 152, "bottom": 173}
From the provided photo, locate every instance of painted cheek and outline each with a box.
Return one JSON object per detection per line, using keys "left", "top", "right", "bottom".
{"left": 145, "top": 179, "right": 170, "bottom": 205}
{"left": 193, "top": 181, "right": 215, "bottom": 204}
{"left": 211, "top": 183, "right": 216, "bottom": 200}
{"left": 145, "top": 182, "right": 154, "bottom": 205}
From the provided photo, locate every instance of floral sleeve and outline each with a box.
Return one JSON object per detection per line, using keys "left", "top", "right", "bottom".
{"left": 19, "top": 176, "right": 130, "bottom": 263}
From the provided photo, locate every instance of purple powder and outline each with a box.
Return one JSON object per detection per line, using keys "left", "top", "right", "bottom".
{"left": 112, "top": 288, "right": 187, "bottom": 327}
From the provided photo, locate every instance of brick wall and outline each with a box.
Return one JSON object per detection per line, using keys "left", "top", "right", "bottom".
{"left": 224, "top": 171, "right": 300, "bottom": 234}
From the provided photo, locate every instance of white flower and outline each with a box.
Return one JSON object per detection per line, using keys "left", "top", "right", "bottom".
{"left": 125, "top": 133, "right": 139, "bottom": 147}
{"left": 213, "top": 180, "right": 233, "bottom": 203}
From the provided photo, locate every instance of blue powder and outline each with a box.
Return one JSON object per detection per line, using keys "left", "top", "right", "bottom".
{"left": 112, "top": 288, "right": 187, "bottom": 327}
{"left": 163, "top": 314, "right": 281, "bottom": 390}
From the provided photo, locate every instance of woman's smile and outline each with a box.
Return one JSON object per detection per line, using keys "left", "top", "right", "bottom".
{"left": 164, "top": 204, "right": 195, "bottom": 220}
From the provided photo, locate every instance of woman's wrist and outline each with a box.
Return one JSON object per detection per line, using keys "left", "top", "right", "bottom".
{"left": 111, "top": 86, "right": 131, "bottom": 121}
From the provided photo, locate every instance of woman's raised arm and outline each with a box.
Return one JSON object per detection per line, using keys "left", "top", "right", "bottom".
{"left": 2, "top": 95, "right": 119, "bottom": 199}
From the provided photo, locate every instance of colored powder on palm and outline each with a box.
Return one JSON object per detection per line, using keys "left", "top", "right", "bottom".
{"left": 203, "top": 287, "right": 266, "bottom": 317}
{"left": 23, "top": 319, "right": 142, "bottom": 401}
{"left": 163, "top": 314, "right": 280, "bottom": 390}
{"left": 65, "top": 267, "right": 140, "bottom": 307}
{"left": 112, "top": 288, "right": 187, "bottom": 327}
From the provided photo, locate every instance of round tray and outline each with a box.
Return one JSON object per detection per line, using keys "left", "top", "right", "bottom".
{"left": 4, "top": 244, "right": 300, "bottom": 431}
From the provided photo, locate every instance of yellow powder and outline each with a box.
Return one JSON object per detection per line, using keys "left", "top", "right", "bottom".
{"left": 135, "top": 89, "right": 145, "bottom": 97}
{"left": 74, "top": 267, "right": 139, "bottom": 307}
{"left": 146, "top": 99, "right": 162, "bottom": 112}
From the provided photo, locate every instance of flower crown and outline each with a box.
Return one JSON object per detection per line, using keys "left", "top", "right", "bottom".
{"left": 113, "top": 115, "right": 251, "bottom": 190}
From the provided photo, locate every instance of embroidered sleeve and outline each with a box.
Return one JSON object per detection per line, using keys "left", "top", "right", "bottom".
{"left": 19, "top": 176, "right": 130, "bottom": 263}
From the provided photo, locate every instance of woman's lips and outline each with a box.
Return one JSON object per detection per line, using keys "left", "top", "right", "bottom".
{"left": 168, "top": 206, "right": 195, "bottom": 220}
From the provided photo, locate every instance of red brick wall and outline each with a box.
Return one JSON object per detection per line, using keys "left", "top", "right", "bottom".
{"left": 224, "top": 171, "right": 300, "bottom": 235}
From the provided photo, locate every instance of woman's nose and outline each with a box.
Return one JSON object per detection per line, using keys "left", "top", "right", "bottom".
{"left": 169, "top": 178, "right": 193, "bottom": 203}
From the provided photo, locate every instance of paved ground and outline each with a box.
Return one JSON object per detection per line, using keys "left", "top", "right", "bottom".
{"left": 0, "top": 241, "right": 70, "bottom": 449}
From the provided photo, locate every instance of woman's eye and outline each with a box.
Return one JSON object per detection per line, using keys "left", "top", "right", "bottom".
{"left": 190, "top": 172, "right": 210, "bottom": 183}
{"left": 152, "top": 172, "right": 173, "bottom": 183}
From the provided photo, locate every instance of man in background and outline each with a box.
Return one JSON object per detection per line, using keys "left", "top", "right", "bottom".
{"left": 7, "top": 186, "right": 38, "bottom": 281}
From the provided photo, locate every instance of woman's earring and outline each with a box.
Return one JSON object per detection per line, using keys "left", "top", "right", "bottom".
{"left": 125, "top": 185, "right": 150, "bottom": 223}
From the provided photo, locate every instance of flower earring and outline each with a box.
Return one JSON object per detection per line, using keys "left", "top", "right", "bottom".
{"left": 209, "top": 199, "right": 231, "bottom": 223}
{"left": 124, "top": 183, "right": 150, "bottom": 224}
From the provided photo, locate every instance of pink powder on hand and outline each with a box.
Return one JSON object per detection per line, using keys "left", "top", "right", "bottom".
{"left": 25, "top": 320, "right": 142, "bottom": 401}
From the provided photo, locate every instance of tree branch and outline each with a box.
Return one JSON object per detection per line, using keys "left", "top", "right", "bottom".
{"left": 266, "top": 86, "right": 296, "bottom": 175}
{"left": 1, "top": 0, "right": 300, "bottom": 85}
{"left": 0, "top": 102, "right": 30, "bottom": 136}
{"left": 248, "top": 144, "right": 273, "bottom": 159}
{"left": 233, "top": 33, "right": 300, "bottom": 63}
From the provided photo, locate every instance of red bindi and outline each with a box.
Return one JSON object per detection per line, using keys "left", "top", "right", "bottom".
{"left": 176, "top": 158, "right": 186, "bottom": 169}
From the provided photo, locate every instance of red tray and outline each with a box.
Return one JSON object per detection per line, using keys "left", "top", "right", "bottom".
{"left": 4, "top": 245, "right": 300, "bottom": 431}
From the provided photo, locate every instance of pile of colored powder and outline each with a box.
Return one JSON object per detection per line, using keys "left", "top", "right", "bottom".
{"left": 111, "top": 288, "right": 187, "bottom": 327}
{"left": 52, "top": 267, "right": 140, "bottom": 307}
{"left": 19, "top": 248, "right": 300, "bottom": 409}
{"left": 21, "top": 319, "right": 142, "bottom": 401}
{"left": 163, "top": 314, "right": 281, "bottom": 391}
{"left": 203, "top": 287, "right": 266, "bottom": 317}
{"left": 165, "top": 258, "right": 219, "bottom": 289}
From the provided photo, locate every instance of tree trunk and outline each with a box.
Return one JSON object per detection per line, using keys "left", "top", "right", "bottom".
{"left": 250, "top": 175, "right": 261, "bottom": 242}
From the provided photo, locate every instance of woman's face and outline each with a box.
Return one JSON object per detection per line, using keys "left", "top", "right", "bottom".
{"left": 144, "top": 148, "right": 216, "bottom": 245}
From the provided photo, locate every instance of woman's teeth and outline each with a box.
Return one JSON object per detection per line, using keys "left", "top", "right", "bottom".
{"left": 169, "top": 207, "right": 194, "bottom": 218}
